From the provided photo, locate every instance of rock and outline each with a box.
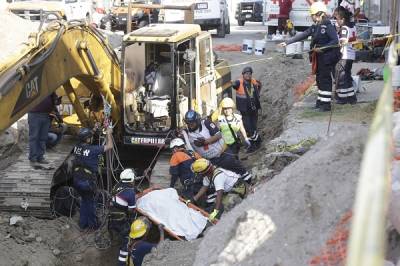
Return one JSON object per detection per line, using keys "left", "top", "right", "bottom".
{"left": 384, "top": 260, "right": 395, "bottom": 266}
{"left": 9, "top": 215, "right": 23, "bottom": 226}
{"left": 52, "top": 248, "right": 61, "bottom": 256}
{"left": 222, "top": 194, "right": 243, "bottom": 212}
{"left": 0, "top": 215, "right": 8, "bottom": 224}
{"left": 35, "top": 236, "right": 42, "bottom": 243}
{"left": 0, "top": 129, "right": 16, "bottom": 148}
{"left": 75, "top": 255, "right": 83, "bottom": 262}
{"left": 24, "top": 232, "right": 36, "bottom": 242}
{"left": 263, "top": 152, "right": 300, "bottom": 171}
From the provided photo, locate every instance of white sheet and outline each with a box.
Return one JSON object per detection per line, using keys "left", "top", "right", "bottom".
{"left": 136, "top": 188, "right": 208, "bottom": 240}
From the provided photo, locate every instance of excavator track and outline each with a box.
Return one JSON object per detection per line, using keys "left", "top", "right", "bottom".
{"left": 0, "top": 138, "right": 75, "bottom": 218}
{"left": 150, "top": 151, "right": 172, "bottom": 189}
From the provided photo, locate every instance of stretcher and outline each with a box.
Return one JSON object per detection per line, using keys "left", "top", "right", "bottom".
{"left": 135, "top": 187, "right": 215, "bottom": 240}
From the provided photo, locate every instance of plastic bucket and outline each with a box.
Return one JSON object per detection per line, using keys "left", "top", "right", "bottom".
{"left": 254, "top": 40, "right": 266, "bottom": 55}
{"left": 303, "top": 40, "right": 311, "bottom": 52}
{"left": 352, "top": 75, "right": 361, "bottom": 92}
{"left": 294, "top": 42, "right": 303, "bottom": 54}
{"left": 286, "top": 42, "right": 303, "bottom": 55}
{"left": 242, "top": 39, "right": 254, "bottom": 54}
{"left": 393, "top": 66, "right": 400, "bottom": 87}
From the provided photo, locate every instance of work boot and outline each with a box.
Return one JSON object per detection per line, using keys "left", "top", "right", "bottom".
{"left": 348, "top": 96, "right": 357, "bottom": 105}
{"left": 314, "top": 100, "right": 321, "bottom": 109}
{"left": 335, "top": 98, "right": 347, "bottom": 105}
{"left": 37, "top": 158, "right": 50, "bottom": 164}
{"left": 319, "top": 104, "right": 331, "bottom": 112}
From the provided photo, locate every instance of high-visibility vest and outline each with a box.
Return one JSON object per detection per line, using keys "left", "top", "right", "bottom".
{"left": 236, "top": 78, "right": 259, "bottom": 99}
{"left": 218, "top": 114, "right": 242, "bottom": 145}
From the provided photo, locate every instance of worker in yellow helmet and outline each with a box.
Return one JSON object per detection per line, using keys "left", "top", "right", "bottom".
{"left": 126, "top": 216, "right": 164, "bottom": 266}
{"left": 217, "top": 97, "right": 251, "bottom": 157}
{"left": 279, "top": 1, "right": 340, "bottom": 112}
{"left": 189, "top": 158, "right": 251, "bottom": 223}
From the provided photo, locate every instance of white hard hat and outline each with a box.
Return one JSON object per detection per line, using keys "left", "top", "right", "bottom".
{"left": 170, "top": 138, "right": 185, "bottom": 149}
{"left": 310, "top": 1, "right": 327, "bottom": 15}
{"left": 120, "top": 168, "right": 136, "bottom": 183}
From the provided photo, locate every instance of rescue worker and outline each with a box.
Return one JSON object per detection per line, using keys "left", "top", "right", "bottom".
{"left": 183, "top": 110, "right": 252, "bottom": 182}
{"left": 334, "top": 6, "right": 357, "bottom": 105}
{"left": 279, "top": 2, "right": 340, "bottom": 112}
{"left": 278, "top": 0, "right": 293, "bottom": 35}
{"left": 46, "top": 110, "right": 67, "bottom": 149}
{"left": 216, "top": 97, "right": 251, "bottom": 158}
{"left": 127, "top": 217, "right": 165, "bottom": 266}
{"left": 72, "top": 126, "right": 113, "bottom": 230}
{"left": 189, "top": 158, "right": 250, "bottom": 222}
{"left": 28, "top": 92, "right": 59, "bottom": 165}
{"left": 109, "top": 168, "right": 137, "bottom": 266}
{"left": 169, "top": 138, "right": 203, "bottom": 198}
{"left": 340, "top": 0, "right": 361, "bottom": 21}
{"left": 231, "top": 67, "right": 262, "bottom": 150}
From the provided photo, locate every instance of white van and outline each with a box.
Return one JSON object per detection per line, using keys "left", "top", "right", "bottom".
{"left": 161, "top": 0, "right": 230, "bottom": 38}
{"left": 7, "top": 0, "right": 93, "bottom": 21}
{"left": 264, "top": 0, "right": 338, "bottom": 34}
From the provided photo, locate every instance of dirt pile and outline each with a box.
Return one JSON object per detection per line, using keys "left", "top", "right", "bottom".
{"left": 194, "top": 125, "right": 368, "bottom": 266}
{"left": 0, "top": 10, "right": 39, "bottom": 63}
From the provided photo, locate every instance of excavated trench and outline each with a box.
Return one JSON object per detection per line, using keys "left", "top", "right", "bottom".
{"left": 0, "top": 50, "right": 313, "bottom": 266}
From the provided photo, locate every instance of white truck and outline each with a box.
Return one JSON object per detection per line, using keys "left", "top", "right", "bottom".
{"left": 7, "top": 0, "right": 93, "bottom": 21}
{"left": 161, "top": 0, "right": 230, "bottom": 38}
{"left": 264, "top": 0, "right": 338, "bottom": 34}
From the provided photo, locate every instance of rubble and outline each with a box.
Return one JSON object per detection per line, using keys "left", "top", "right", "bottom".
{"left": 9, "top": 215, "right": 23, "bottom": 226}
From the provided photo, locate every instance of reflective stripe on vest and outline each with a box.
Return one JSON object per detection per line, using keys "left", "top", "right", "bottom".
{"left": 187, "top": 120, "right": 224, "bottom": 159}
{"left": 237, "top": 78, "right": 258, "bottom": 98}
{"left": 218, "top": 115, "right": 241, "bottom": 145}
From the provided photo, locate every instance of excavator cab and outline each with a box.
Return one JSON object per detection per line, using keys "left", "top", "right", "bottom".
{"left": 121, "top": 24, "right": 220, "bottom": 147}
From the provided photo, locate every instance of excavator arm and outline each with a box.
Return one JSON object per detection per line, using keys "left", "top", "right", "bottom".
{"left": 0, "top": 20, "right": 122, "bottom": 134}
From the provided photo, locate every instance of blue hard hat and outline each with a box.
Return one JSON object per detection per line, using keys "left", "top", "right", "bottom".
{"left": 242, "top": 66, "right": 253, "bottom": 74}
{"left": 184, "top": 110, "right": 200, "bottom": 123}
{"left": 78, "top": 127, "right": 93, "bottom": 141}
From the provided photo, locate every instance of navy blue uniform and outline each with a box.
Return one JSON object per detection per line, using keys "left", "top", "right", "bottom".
{"left": 169, "top": 150, "right": 202, "bottom": 198}
{"left": 73, "top": 143, "right": 104, "bottom": 230}
{"left": 110, "top": 183, "right": 136, "bottom": 266}
{"left": 129, "top": 241, "right": 157, "bottom": 266}
{"left": 286, "top": 19, "right": 340, "bottom": 110}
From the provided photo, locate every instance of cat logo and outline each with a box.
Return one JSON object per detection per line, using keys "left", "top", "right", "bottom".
{"left": 25, "top": 76, "right": 39, "bottom": 99}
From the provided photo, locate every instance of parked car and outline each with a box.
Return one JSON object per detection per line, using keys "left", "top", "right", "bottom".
{"left": 264, "top": 0, "right": 338, "bottom": 34}
{"left": 99, "top": 0, "right": 154, "bottom": 32}
{"left": 235, "top": 0, "right": 263, "bottom": 26}
{"left": 162, "top": 0, "right": 230, "bottom": 38}
{"left": 7, "top": 0, "right": 93, "bottom": 21}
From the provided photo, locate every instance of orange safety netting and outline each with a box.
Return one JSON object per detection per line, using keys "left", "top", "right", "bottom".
{"left": 213, "top": 44, "right": 242, "bottom": 52}
{"left": 309, "top": 211, "right": 353, "bottom": 266}
{"left": 293, "top": 75, "right": 316, "bottom": 101}
{"left": 394, "top": 90, "right": 400, "bottom": 112}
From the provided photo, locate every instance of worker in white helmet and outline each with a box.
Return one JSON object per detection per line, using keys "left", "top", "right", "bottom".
{"left": 109, "top": 168, "right": 137, "bottom": 266}
{"left": 279, "top": 2, "right": 340, "bottom": 112}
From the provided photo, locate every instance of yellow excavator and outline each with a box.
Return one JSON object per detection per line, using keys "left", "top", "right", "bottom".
{"left": 0, "top": 19, "right": 231, "bottom": 217}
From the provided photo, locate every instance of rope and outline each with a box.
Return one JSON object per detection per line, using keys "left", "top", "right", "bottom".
{"left": 180, "top": 31, "right": 400, "bottom": 77}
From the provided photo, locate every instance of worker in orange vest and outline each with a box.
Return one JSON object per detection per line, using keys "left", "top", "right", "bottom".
{"left": 232, "top": 66, "right": 262, "bottom": 152}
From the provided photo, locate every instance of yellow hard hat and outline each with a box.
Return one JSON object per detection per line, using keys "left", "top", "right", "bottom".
{"left": 129, "top": 217, "right": 150, "bottom": 239}
{"left": 220, "top": 97, "right": 235, "bottom": 109}
{"left": 191, "top": 158, "right": 212, "bottom": 175}
{"left": 310, "top": 2, "right": 327, "bottom": 15}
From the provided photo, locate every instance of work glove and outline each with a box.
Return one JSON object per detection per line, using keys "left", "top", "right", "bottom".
{"left": 193, "top": 137, "right": 206, "bottom": 147}
{"left": 208, "top": 209, "right": 219, "bottom": 222}
{"left": 244, "top": 138, "right": 251, "bottom": 148}
{"left": 184, "top": 197, "right": 196, "bottom": 206}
